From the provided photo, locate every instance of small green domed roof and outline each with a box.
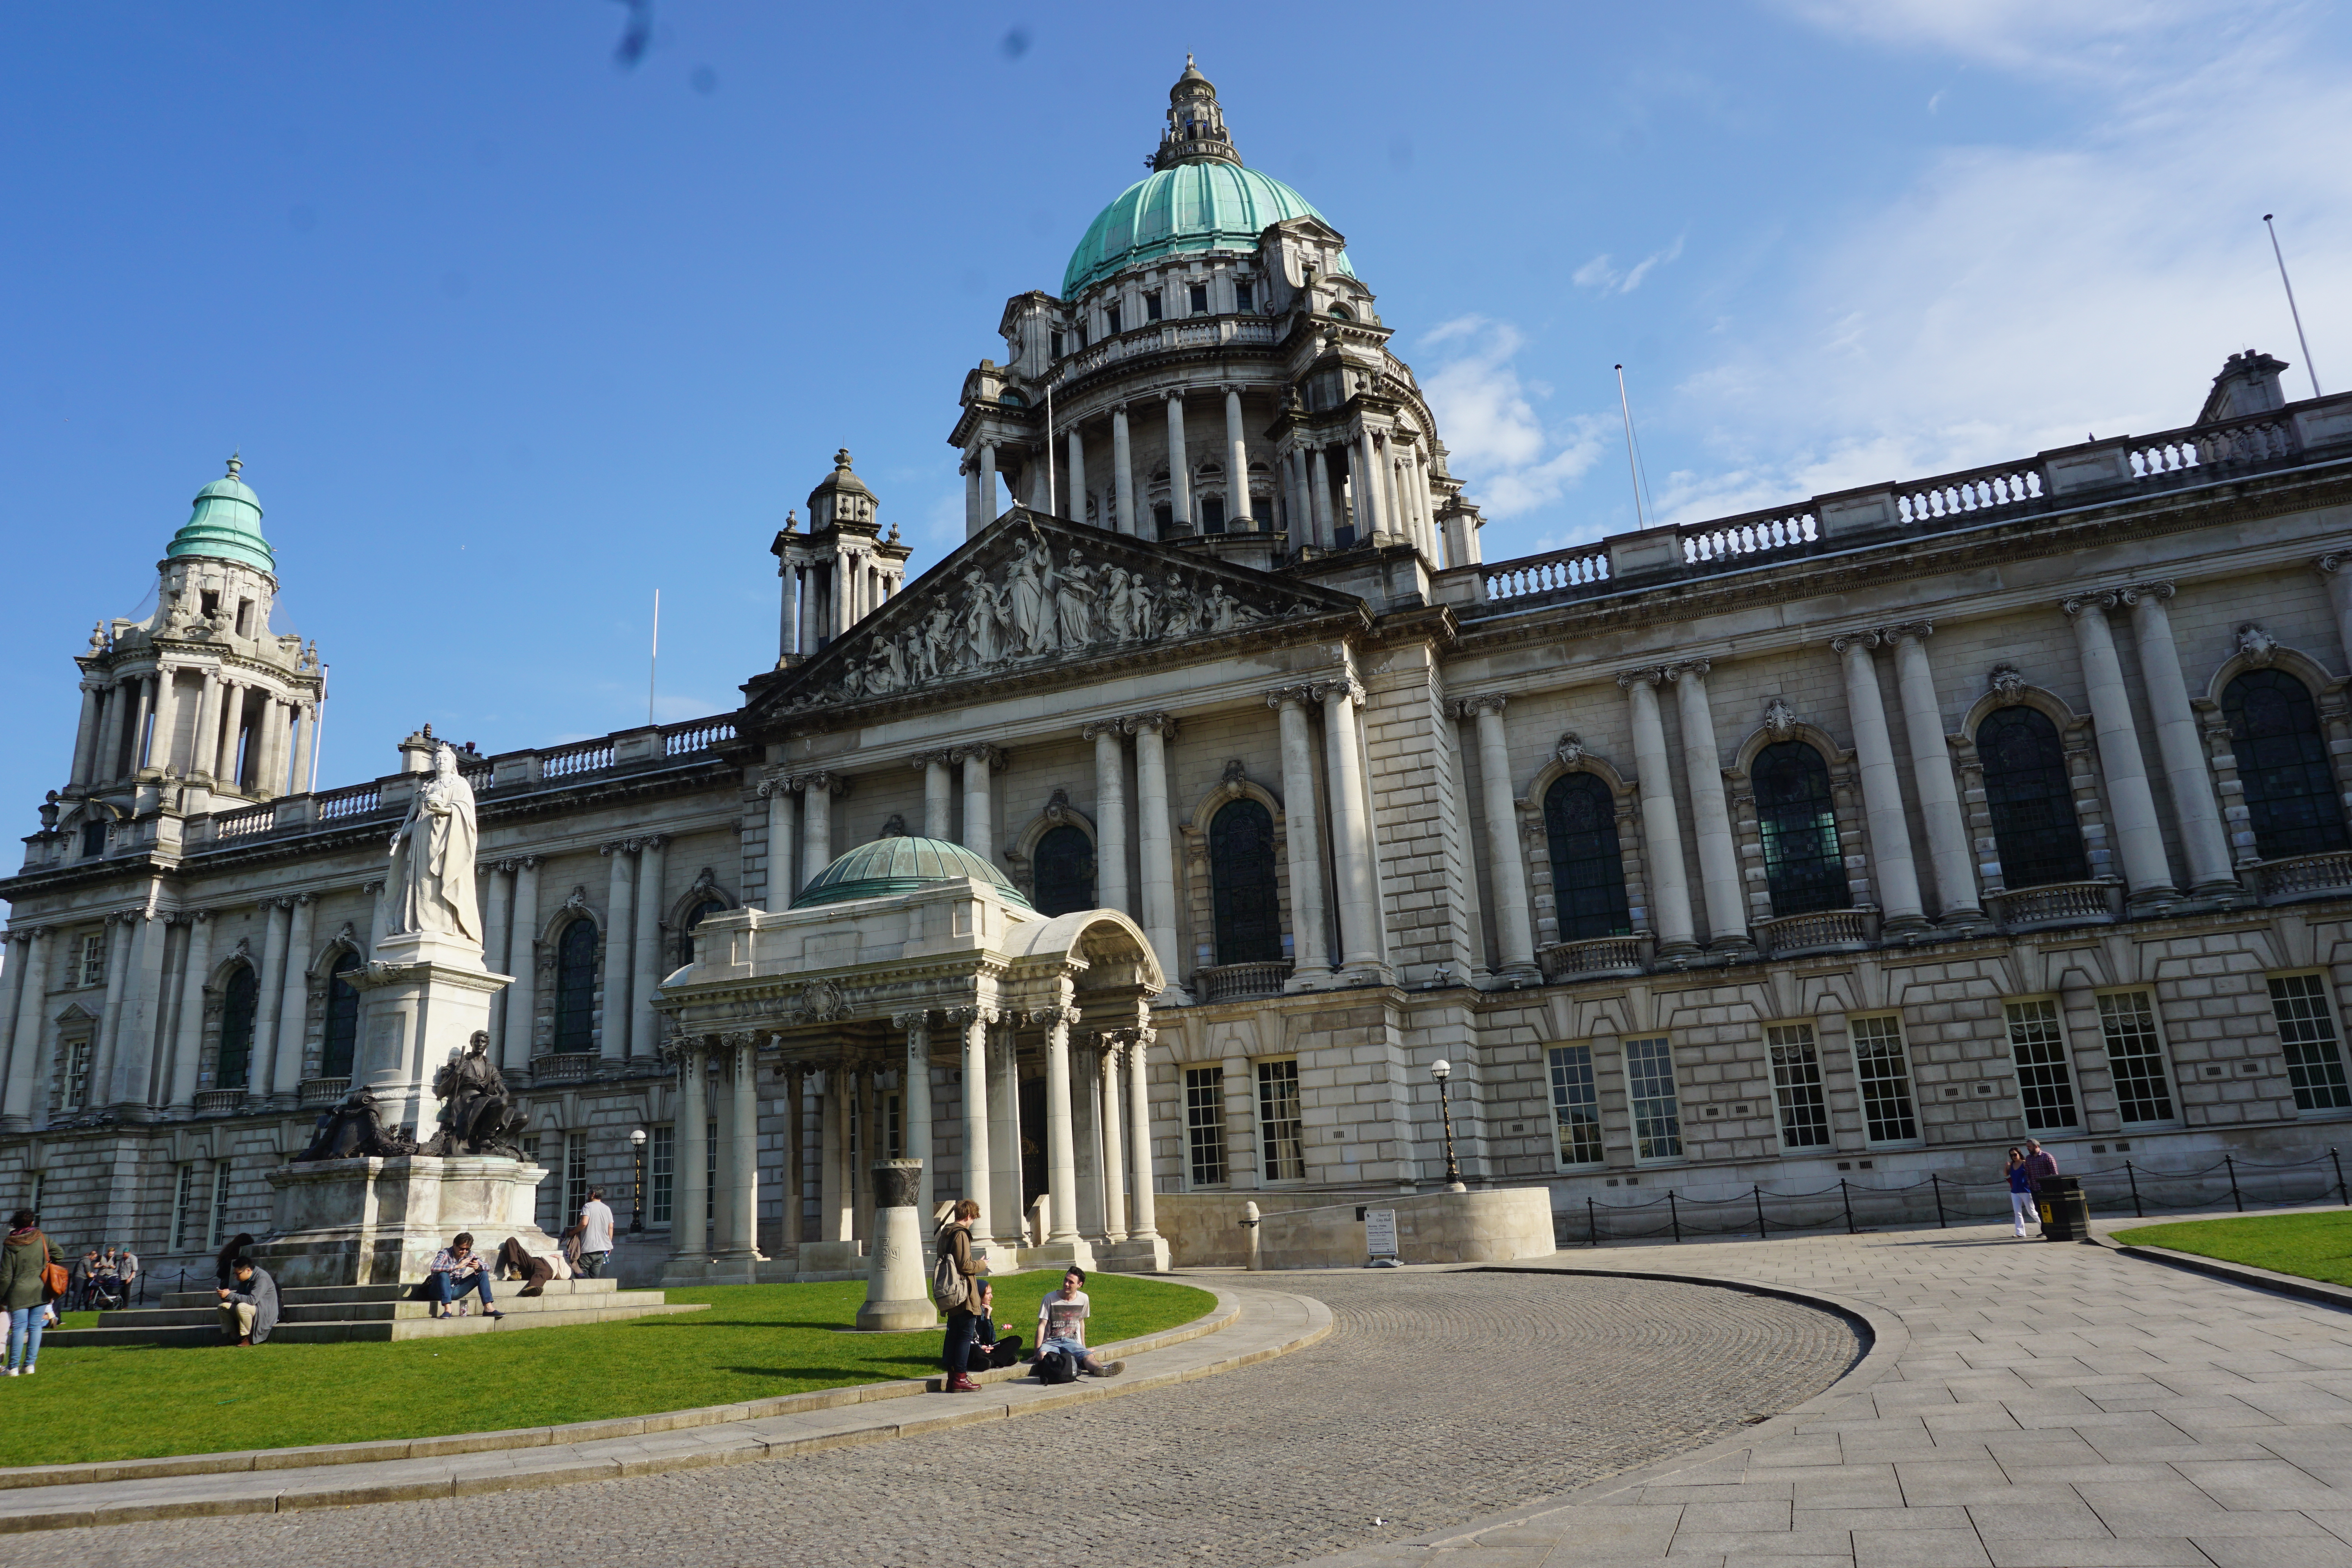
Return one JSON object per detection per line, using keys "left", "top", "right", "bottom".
{"left": 1062, "top": 162, "right": 1352, "bottom": 297}
{"left": 791, "top": 835, "right": 1033, "bottom": 911}
{"left": 165, "top": 454, "right": 275, "bottom": 574}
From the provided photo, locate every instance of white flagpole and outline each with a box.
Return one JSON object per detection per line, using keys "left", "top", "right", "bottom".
{"left": 647, "top": 589, "right": 661, "bottom": 727}
{"left": 2265, "top": 214, "right": 2323, "bottom": 398}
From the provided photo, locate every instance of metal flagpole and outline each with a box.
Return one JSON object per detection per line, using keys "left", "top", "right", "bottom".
{"left": 647, "top": 589, "right": 661, "bottom": 727}
{"left": 1045, "top": 379, "right": 1058, "bottom": 517}
{"left": 2265, "top": 214, "right": 2324, "bottom": 398}
{"left": 309, "top": 662, "right": 328, "bottom": 794}
{"left": 1614, "top": 365, "right": 1647, "bottom": 530}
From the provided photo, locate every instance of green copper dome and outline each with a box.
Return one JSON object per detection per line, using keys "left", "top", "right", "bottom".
{"left": 1062, "top": 162, "right": 1353, "bottom": 297}
{"left": 791, "top": 835, "right": 1033, "bottom": 911}
{"left": 165, "top": 454, "right": 275, "bottom": 574}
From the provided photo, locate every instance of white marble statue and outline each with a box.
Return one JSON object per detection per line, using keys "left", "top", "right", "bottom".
{"left": 379, "top": 742, "right": 483, "bottom": 945}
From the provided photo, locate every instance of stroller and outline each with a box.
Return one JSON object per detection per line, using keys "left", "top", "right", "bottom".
{"left": 84, "top": 1272, "right": 127, "bottom": 1312}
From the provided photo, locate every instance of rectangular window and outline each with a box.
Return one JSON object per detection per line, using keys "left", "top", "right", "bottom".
{"left": 208, "top": 1163, "right": 232, "bottom": 1251}
{"left": 706, "top": 1119, "right": 718, "bottom": 1226}
{"left": 563, "top": 1131, "right": 589, "bottom": 1223}
{"left": 1256, "top": 1059, "right": 1305, "bottom": 1181}
{"left": 79, "top": 933, "right": 106, "bottom": 988}
{"left": 2004, "top": 999, "right": 2080, "bottom": 1130}
{"left": 171, "top": 1164, "right": 196, "bottom": 1251}
{"left": 1049, "top": 330, "right": 1064, "bottom": 359}
{"left": 61, "top": 1037, "right": 92, "bottom": 1112}
{"left": 886, "top": 1092, "right": 903, "bottom": 1161}
{"left": 1850, "top": 1015, "right": 1919, "bottom": 1144}
{"left": 1105, "top": 303, "right": 1122, "bottom": 335}
{"left": 1200, "top": 495, "right": 1226, "bottom": 533}
{"left": 1623, "top": 1036, "right": 1682, "bottom": 1161}
{"left": 1548, "top": 1045, "right": 1603, "bottom": 1167}
{"left": 1234, "top": 279, "right": 1254, "bottom": 312}
{"left": 2269, "top": 973, "right": 2352, "bottom": 1111}
{"left": 1185, "top": 1066, "right": 1228, "bottom": 1185}
{"left": 2096, "top": 991, "right": 2178, "bottom": 1125}
{"left": 1188, "top": 282, "right": 1209, "bottom": 315}
{"left": 81, "top": 820, "right": 107, "bottom": 858}
{"left": 650, "top": 1125, "right": 675, "bottom": 1226}
{"left": 1767, "top": 1024, "right": 1832, "bottom": 1149}
{"left": 1146, "top": 292, "right": 1164, "bottom": 322}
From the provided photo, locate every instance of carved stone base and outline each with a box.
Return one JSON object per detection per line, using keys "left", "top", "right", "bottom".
{"left": 351, "top": 942, "right": 512, "bottom": 1141}
{"left": 257, "top": 1154, "right": 557, "bottom": 1289}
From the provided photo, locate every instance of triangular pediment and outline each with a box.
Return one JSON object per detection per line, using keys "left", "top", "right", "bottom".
{"left": 747, "top": 508, "right": 1366, "bottom": 723}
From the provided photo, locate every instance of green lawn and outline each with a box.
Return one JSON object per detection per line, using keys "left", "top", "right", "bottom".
{"left": 0, "top": 1274, "right": 1214, "bottom": 1468}
{"left": 2114, "top": 1209, "right": 2352, "bottom": 1286}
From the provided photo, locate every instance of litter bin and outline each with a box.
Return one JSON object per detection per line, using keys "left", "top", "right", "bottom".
{"left": 2037, "top": 1174, "right": 2089, "bottom": 1241}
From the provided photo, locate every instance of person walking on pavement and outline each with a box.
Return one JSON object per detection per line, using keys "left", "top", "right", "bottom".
{"left": 2004, "top": 1147, "right": 2035, "bottom": 1239}
{"left": 3, "top": 1210, "right": 61, "bottom": 1377}
{"left": 575, "top": 1189, "right": 615, "bottom": 1279}
{"left": 2021, "top": 1140, "right": 2060, "bottom": 1235}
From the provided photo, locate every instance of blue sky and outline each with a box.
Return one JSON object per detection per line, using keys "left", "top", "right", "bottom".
{"left": 4, "top": 1, "right": 2348, "bottom": 849}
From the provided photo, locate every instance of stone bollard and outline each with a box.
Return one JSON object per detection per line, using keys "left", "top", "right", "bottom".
{"left": 855, "top": 1158, "right": 938, "bottom": 1331}
{"left": 1242, "top": 1200, "right": 1262, "bottom": 1271}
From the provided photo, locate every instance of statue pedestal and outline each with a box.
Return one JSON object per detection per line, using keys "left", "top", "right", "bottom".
{"left": 854, "top": 1159, "right": 938, "bottom": 1332}
{"left": 257, "top": 1154, "right": 557, "bottom": 1288}
{"left": 355, "top": 930, "right": 511, "bottom": 1141}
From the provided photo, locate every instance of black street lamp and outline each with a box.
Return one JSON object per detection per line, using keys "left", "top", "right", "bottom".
{"left": 628, "top": 1127, "right": 648, "bottom": 1234}
{"left": 1430, "top": 1059, "right": 1466, "bottom": 1192}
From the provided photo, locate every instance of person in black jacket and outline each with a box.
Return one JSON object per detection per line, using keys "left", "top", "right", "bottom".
{"left": 965, "top": 1280, "right": 1024, "bottom": 1374}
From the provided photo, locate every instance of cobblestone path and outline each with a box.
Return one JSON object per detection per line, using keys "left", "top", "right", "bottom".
{"left": 8, "top": 1269, "right": 1859, "bottom": 1568}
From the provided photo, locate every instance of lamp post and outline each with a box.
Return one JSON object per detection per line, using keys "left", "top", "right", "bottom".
{"left": 628, "top": 1127, "right": 648, "bottom": 1234}
{"left": 1430, "top": 1059, "right": 1466, "bottom": 1193}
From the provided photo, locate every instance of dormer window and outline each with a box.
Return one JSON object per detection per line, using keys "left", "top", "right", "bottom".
{"left": 1328, "top": 304, "right": 1354, "bottom": 321}
{"left": 1146, "top": 293, "right": 1163, "bottom": 323}
{"left": 1106, "top": 303, "right": 1122, "bottom": 335}
{"left": 1189, "top": 284, "right": 1210, "bottom": 315}
{"left": 1234, "top": 280, "right": 1254, "bottom": 312}
{"left": 235, "top": 599, "right": 254, "bottom": 637}
{"left": 200, "top": 589, "right": 221, "bottom": 619}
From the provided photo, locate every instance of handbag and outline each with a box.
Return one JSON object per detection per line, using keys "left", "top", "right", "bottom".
{"left": 40, "top": 1242, "right": 70, "bottom": 1302}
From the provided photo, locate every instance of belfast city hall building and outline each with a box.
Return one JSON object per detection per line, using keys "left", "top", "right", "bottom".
{"left": 9, "top": 62, "right": 2352, "bottom": 1277}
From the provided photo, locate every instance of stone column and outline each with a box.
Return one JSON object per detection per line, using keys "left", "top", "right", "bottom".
{"left": 250, "top": 898, "right": 291, "bottom": 1103}
{"left": 191, "top": 670, "right": 221, "bottom": 780}
{"left": 2064, "top": 592, "right": 2178, "bottom": 900}
{"left": 93, "top": 682, "right": 126, "bottom": 785}
{"left": 989, "top": 1015, "right": 1022, "bottom": 1247}
{"left": 1319, "top": 679, "right": 1384, "bottom": 973}
{"left": 897, "top": 1011, "right": 935, "bottom": 1220}
{"left": 1165, "top": 394, "right": 1192, "bottom": 530}
{"left": 964, "top": 457, "right": 983, "bottom": 537}
{"left": 722, "top": 1034, "right": 760, "bottom": 1259}
{"left": 1668, "top": 662, "right": 1748, "bottom": 949}
{"left": 1067, "top": 426, "right": 1086, "bottom": 522}
{"left": 1030, "top": 445, "right": 1053, "bottom": 512}
{"left": 1266, "top": 689, "right": 1328, "bottom": 973}
{"left": 365, "top": 879, "right": 387, "bottom": 955}
{"left": 799, "top": 774, "right": 839, "bottom": 884}
{"left": 1621, "top": 668, "right": 1697, "bottom": 953}
{"left": 109, "top": 911, "right": 161, "bottom": 1109}
{"left": 1086, "top": 723, "right": 1130, "bottom": 914}
{"left": 1224, "top": 387, "right": 1251, "bottom": 528}
{"left": 141, "top": 671, "right": 169, "bottom": 773}
{"left": 1309, "top": 448, "right": 1335, "bottom": 547}
{"left": 759, "top": 772, "right": 795, "bottom": 905}
{"left": 1832, "top": 633, "right": 1926, "bottom": 929}
{"left": 1886, "top": 624, "right": 1982, "bottom": 921}
{"left": 957, "top": 746, "right": 1001, "bottom": 864}
{"left": 600, "top": 842, "right": 635, "bottom": 1062}
{"left": 920, "top": 755, "right": 954, "bottom": 840}
{"left": 0, "top": 929, "right": 49, "bottom": 1131}
{"left": 1356, "top": 428, "right": 1391, "bottom": 539}
{"left": 272, "top": 894, "right": 314, "bottom": 1101}
{"left": 290, "top": 702, "right": 317, "bottom": 795}
{"left": 86, "top": 913, "right": 133, "bottom": 1116}
{"left": 214, "top": 682, "right": 243, "bottom": 784}
{"left": 69, "top": 683, "right": 103, "bottom": 788}
{"left": 2318, "top": 554, "right": 2352, "bottom": 672}
{"left": 2123, "top": 583, "right": 2239, "bottom": 895}
{"left": 1111, "top": 407, "right": 1136, "bottom": 534}
{"left": 951, "top": 1007, "right": 993, "bottom": 1240}
{"left": 978, "top": 444, "right": 997, "bottom": 531}
{"left": 819, "top": 1069, "right": 849, "bottom": 1242}
{"left": 1042, "top": 1004, "right": 1080, "bottom": 1243}
{"left": 1464, "top": 695, "right": 1540, "bottom": 980}
{"left": 165, "top": 911, "right": 212, "bottom": 1115}
{"left": 673, "top": 1040, "right": 708, "bottom": 1260}
{"left": 504, "top": 859, "right": 538, "bottom": 1073}
{"left": 1130, "top": 714, "right": 1183, "bottom": 991}
{"left": 481, "top": 864, "right": 512, "bottom": 1062}
{"left": 780, "top": 1065, "right": 805, "bottom": 1248}
{"left": 1127, "top": 1027, "right": 1160, "bottom": 1240}
{"left": 778, "top": 552, "right": 798, "bottom": 664}
{"left": 631, "top": 835, "right": 667, "bottom": 1057}
{"left": 1097, "top": 1038, "right": 1127, "bottom": 1240}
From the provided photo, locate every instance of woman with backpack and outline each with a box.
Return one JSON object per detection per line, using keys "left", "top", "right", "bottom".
{"left": 3, "top": 1209, "right": 63, "bottom": 1377}
{"left": 935, "top": 1198, "right": 988, "bottom": 1394}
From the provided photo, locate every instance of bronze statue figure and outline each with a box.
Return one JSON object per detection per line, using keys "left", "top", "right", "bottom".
{"left": 419, "top": 1030, "right": 528, "bottom": 1158}
{"left": 294, "top": 1087, "right": 420, "bottom": 1162}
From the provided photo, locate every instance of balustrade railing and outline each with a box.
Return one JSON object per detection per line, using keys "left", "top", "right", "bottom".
{"left": 541, "top": 738, "right": 614, "bottom": 780}
{"left": 1680, "top": 508, "right": 1816, "bottom": 565}
{"left": 298, "top": 1076, "right": 350, "bottom": 1107}
{"left": 1895, "top": 464, "right": 2043, "bottom": 524}
{"left": 193, "top": 1089, "right": 245, "bottom": 1116}
{"left": 214, "top": 804, "right": 276, "bottom": 840}
{"left": 1196, "top": 962, "right": 1292, "bottom": 1003}
{"left": 1753, "top": 907, "right": 1877, "bottom": 957}
{"left": 314, "top": 782, "right": 381, "bottom": 822}
{"left": 530, "top": 1053, "right": 597, "bottom": 1083}
{"left": 2254, "top": 852, "right": 2352, "bottom": 904}
{"left": 1985, "top": 879, "right": 2122, "bottom": 931}
{"left": 664, "top": 716, "right": 738, "bottom": 755}
{"left": 1484, "top": 548, "right": 1609, "bottom": 603}
{"left": 1535, "top": 936, "right": 1648, "bottom": 980}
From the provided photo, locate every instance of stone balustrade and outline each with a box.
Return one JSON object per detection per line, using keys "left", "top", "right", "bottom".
{"left": 1985, "top": 879, "right": 2124, "bottom": 931}
{"left": 2254, "top": 851, "right": 2352, "bottom": 905}
{"left": 1754, "top": 907, "right": 1878, "bottom": 958}
{"left": 1535, "top": 936, "right": 1649, "bottom": 981}
{"left": 1196, "top": 961, "right": 1292, "bottom": 1003}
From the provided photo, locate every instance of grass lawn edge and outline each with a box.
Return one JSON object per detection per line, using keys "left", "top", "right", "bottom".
{"left": 2110, "top": 1208, "right": 2352, "bottom": 1289}
{"left": 0, "top": 1280, "right": 1234, "bottom": 1486}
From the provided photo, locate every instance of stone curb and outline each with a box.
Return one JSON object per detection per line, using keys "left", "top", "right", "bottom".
{"left": 0, "top": 1285, "right": 1332, "bottom": 1533}
{"left": 1288, "top": 1255, "right": 1907, "bottom": 1563}
{"left": 2094, "top": 1229, "right": 2352, "bottom": 1310}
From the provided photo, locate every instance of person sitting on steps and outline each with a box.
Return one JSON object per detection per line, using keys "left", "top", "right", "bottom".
{"left": 1034, "top": 1266, "right": 1123, "bottom": 1379}
{"left": 425, "top": 1232, "right": 505, "bottom": 1320}
{"left": 216, "top": 1257, "right": 279, "bottom": 1347}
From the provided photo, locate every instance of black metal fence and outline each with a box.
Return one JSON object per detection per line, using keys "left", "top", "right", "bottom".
{"left": 1557, "top": 1148, "right": 2352, "bottom": 1245}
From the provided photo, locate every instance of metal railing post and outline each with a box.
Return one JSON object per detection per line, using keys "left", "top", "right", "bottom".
{"left": 1840, "top": 1178, "right": 1856, "bottom": 1235}
{"left": 1587, "top": 1196, "right": 1599, "bottom": 1248}
{"left": 2334, "top": 1147, "right": 2348, "bottom": 1207}
{"left": 1668, "top": 1191, "right": 1682, "bottom": 1243}
{"left": 2126, "top": 1160, "right": 2143, "bottom": 1219}
{"left": 1931, "top": 1172, "right": 1946, "bottom": 1229}
{"left": 1753, "top": 1184, "right": 1768, "bottom": 1238}
{"left": 2226, "top": 1154, "right": 2243, "bottom": 1212}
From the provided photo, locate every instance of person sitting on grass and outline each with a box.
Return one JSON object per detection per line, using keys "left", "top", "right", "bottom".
{"left": 1034, "top": 1266, "right": 1123, "bottom": 1379}
{"left": 965, "top": 1279, "right": 1024, "bottom": 1374}
{"left": 426, "top": 1232, "right": 505, "bottom": 1320}
{"left": 216, "top": 1257, "right": 278, "bottom": 1347}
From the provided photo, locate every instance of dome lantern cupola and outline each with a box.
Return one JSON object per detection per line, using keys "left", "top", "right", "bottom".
{"left": 1152, "top": 55, "right": 1241, "bottom": 172}
{"left": 165, "top": 452, "right": 276, "bottom": 575}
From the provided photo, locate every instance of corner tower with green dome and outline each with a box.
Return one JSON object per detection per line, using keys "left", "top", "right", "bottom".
{"left": 947, "top": 59, "right": 1484, "bottom": 584}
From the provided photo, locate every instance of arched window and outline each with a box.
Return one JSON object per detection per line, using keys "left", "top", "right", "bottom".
{"left": 1543, "top": 772, "right": 1631, "bottom": 941}
{"left": 217, "top": 964, "right": 259, "bottom": 1089}
{"left": 1208, "top": 799, "right": 1283, "bottom": 964}
{"left": 1753, "top": 741, "right": 1848, "bottom": 915}
{"left": 1328, "top": 304, "right": 1353, "bottom": 321}
{"left": 553, "top": 919, "right": 599, "bottom": 1054}
{"left": 2225, "top": 670, "right": 2351, "bottom": 860}
{"left": 322, "top": 949, "right": 363, "bottom": 1078}
{"left": 1976, "top": 706, "right": 2090, "bottom": 887}
{"left": 1032, "top": 826, "right": 1096, "bottom": 917}
{"left": 674, "top": 898, "right": 726, "bottom": 968}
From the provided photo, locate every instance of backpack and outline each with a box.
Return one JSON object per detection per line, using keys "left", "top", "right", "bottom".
{"left": 932, "top": 1235, "right": 970, "bottom": 1311}
{"left": 1035, "top": 1347, "right": 1078, "bottom": 1386}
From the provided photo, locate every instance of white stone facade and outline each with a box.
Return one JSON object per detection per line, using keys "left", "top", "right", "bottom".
{"left": 11, "top": 68, "right": 2352, "bottom": 1274}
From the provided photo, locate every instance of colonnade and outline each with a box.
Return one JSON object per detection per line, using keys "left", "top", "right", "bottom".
{"left": 67, "top": 663, "right": 317, "bottom": 798}
{"left": 777, "top": 549, "right": 898, "bottom": 660}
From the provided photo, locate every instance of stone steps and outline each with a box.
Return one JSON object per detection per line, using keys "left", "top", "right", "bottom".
{"left": 44, "top": 1275, "right": 703, "bottom": 1348}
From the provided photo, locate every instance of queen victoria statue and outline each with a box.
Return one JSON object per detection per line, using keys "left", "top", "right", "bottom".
{"left": 378, "top": 741, "right": 483, "bottom": 950}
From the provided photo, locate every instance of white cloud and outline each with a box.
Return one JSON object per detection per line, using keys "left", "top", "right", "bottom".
{"left": 1773, "top": 0, "right": 2249, "bottom": 83}
{"left": 1420, "top": 317, "right": 1610, "bottom": 520}
{"left": 1572, "top": 236, "right": 1686, "bottom": 296}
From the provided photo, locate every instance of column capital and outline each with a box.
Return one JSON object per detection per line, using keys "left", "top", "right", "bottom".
{"left": 790, "top": 771, "right": 849, "bottom": 796}
{"left": 1448, "top": 692, "right": 1507, "bottom": 720}
{"left": 361, "top": 880, "right": 385, "bottom": 897}
{"left": 2316, "top": 552, "right": 2351, "bottom": 577}
{"left": 1124, "top": 710, "right": 1180, "bottom": 739}
{"left": 1615, "top": 665, "right": 1670, "bottom": 691}
{"left": 1882, "top": 620, "right": 1935, "bottom": 644}
{"left": 942, "top": 1004, "right": 999, "bottom": 1027}
{"left": 889, "top": 1009, "right": 931, "bottom": 1031}
{"left": 1263, "top": 683, "right": 1317, "bottom": 711}
{"left": 2061, "top": 589, "right": 2121, "bottom": 617}
{"left": 755, "top": 766, "right": 791, "bottom": 799}
{"left": 1828, "top": 630, "right": 1882, "bottom": 655}
{"left": 1034, "top": 1003, "right": 1082, "bottom": 1029}
{"left": 910, "top": 750, "right": 955, "bottom": 770}
{"left": 949, "top": 744, "right": 1007, "bottom": 770}
{"left": 515, "top": 855, "right": 540, "bottom": 871}
{"left": 1665, "top": 659, "right": 1713, "bottom": 682}
{"left": 2117, "top": 580, "right": 2177, "bottom": 608}
{"left": 1080, "top": 717, "right": 1126, "bottom": 740}
{"left": 638, "top": 833, "right": 670, "bottom": 852}
{"left": 1310, "top": 677, "right": 1366, "bottom": 707}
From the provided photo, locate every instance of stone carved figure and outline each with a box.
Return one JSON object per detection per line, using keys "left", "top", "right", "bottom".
{"left": 1762, "top": 697, "right": 1798, "bottom": 740}
{"left": 1007, "top": 537, "right": 1056, "bottom": 656}
{"left": 295, "top": 1087, "right": 420, "bottom": 1162}
{"left": 1988, "top": 664, "right": 2028, "bottom": 704}
{"left": 420, "top": 1030, "right": 527, "bottom": 1158}
{"left": 1056, "top": 549, "right": 1097, "bottom": 646}
{"left": 378, "top": 742, "right": 483, "bottom": 946}
{"left": 2236, "top": 622, "right": 2279, "bottom": 666}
